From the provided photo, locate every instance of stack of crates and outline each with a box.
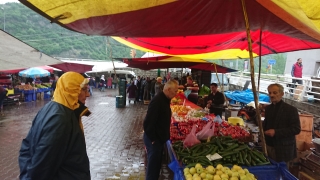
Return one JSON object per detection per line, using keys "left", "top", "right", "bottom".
{"left": 116, "top": 78, "right": 127, "bottom": 108}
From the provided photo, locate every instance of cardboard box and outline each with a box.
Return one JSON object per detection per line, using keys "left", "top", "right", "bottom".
{"left": 296, "top": 140, "right": 305, "bottom": 151}
{"left": 299, "top": 171, "right": 316, "bottom": 180}
{"left": 296, "top": 130, "right": 313, "bottom": 143}
{"left": 299, "top": 114, "right": 314, "bottom": 131}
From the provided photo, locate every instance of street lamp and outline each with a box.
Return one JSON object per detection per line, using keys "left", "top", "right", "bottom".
{"left": 1, "top": 6, "right": 5, "bottom": 31}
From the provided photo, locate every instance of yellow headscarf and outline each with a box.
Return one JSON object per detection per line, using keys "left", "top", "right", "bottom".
{"left": 53, "top": 72, "right": 87, "bottom": 110}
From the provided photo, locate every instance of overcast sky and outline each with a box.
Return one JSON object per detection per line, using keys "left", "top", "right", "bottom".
{"left": 0, "top": 0, "right": 19, "bottom": 4}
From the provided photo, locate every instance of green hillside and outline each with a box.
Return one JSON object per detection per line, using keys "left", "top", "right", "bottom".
{"left": 0, "top": 2, "right": 144, "bottom": 60}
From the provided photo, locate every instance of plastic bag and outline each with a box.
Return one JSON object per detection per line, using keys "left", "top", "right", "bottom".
{"left": 213, "top": 115, "right": 223, "bottom": 124}
{"left": 196, "top": 121, "right": 215, "bottom": 140}
{"left": 183, "top": 124, "right": 201, "bottom": 147}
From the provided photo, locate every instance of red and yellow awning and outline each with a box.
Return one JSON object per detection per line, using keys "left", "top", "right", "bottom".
{"left": 19, "top": 0, "right": 320, "bottom": 59}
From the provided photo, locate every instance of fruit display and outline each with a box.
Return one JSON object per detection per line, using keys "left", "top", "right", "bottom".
{"left": 15, "top": 84, "right": 34, "bottom": 90}
{"left": 184, "top": 163, "right": 257, "bottom": 180}
{"left": 172, "top": 136, "right": 270, "bottom": 167}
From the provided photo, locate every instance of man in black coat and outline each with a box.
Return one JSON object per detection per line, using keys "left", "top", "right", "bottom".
{"left": 143, "top": 80, "right": 178, "bottom": 180}
{"left": 205, "top": 83, "right": 225, "bottom": 117}
{"left": 263, "top": 83, "right": 301, "bottom": 164}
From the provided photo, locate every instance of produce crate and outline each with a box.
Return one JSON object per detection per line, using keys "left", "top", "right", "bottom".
{"left": 166, "top": 140, "right": 298, "bottom": 180}
{"left": 24, "top": 93, "right": 33, "bottom": 102}
{"left": 44, "top": 92, "right": 51, "bottom": 99}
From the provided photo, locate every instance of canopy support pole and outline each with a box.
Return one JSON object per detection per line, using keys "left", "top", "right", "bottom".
{"left": 241, "top": 0, "right": 267, "bottom": 155}
{"left": 106, "top": 37, "right": 118, "bottom": 88}
{"left": 258, "top": 29, "right": 262, "bottom": 92}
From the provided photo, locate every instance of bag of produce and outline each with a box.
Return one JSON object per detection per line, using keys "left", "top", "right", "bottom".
{"left": 183, "top": 124, "right": 201, "bottom": 147}
{"left": 196, "top": 121, "right": 215, "bottom": 140}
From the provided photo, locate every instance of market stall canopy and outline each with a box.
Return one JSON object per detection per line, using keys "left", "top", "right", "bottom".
{"left": 49, "top": 62, "right": 93, "bottom": 73}
{"left": 189, "top": 64, "right": 238, "bottom": 73}
{"left": 19, "top": 0, "right": 320, "bottom": 59}
{"left": 0, "top": 30, "right": 62, "bottom": 70}
{"left": 121, "top": 57, "right": 237, "bottom": 72}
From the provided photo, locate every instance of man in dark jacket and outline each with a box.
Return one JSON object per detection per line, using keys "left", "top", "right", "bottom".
{"left": 143, "top": 80, "right": 178, "bottom": 180}
{"left": 19, "top": 72, "right": 91, "bottom": 180}
{"left": 263, "top": 83, "right": 301, "bottom": 164}
{"left": 205, "top": 83, "right": 225, "bottom": 117}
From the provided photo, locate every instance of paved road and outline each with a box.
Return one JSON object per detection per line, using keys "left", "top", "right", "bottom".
{"left": 0, "top": 89, "right": 173, "bottom": 180}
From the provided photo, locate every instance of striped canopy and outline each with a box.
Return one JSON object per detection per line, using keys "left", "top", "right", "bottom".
{"left": 19, "top": 0, "right": 320, "bottom": 59}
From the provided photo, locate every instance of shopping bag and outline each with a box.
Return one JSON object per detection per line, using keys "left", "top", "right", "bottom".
{"left": 183, "top": 124, "right": 201, "bottom": 147}
{"left": 213, "top": 115, "right": 223, "bottom": 124}
{"left": 196, "top": 121, "right": 215, "bottom": 140}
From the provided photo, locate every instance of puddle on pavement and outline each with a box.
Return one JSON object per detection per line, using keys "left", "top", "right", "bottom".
{"left": 99, "top": 102, "right": 109, "bottom": 105}
{"left": 105, "top": 163, "right": 145, "bottom": 180}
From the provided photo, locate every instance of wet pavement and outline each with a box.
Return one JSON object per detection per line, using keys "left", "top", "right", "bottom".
{"left": 0, "top": 89, "right": 173, "bottom": 180}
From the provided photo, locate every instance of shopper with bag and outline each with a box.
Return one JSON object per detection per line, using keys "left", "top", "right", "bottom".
{"left": 143, "top": 80, "right": 179, "bottom": 180}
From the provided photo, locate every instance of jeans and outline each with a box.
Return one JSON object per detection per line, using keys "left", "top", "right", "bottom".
{"left": 89, "top": 86, "right": 94, "bottom": 95}
{"left": 143, "top": 133, "right": 163, "bottom": 180}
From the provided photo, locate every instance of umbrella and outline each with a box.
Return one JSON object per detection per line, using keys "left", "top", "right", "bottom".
{"left": 18, "top": 67, "right": 50, "bottom": 78}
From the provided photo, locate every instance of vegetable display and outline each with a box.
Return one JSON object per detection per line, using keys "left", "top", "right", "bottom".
{"left": 172, "top": 136, "right": 270, "bottom": 167}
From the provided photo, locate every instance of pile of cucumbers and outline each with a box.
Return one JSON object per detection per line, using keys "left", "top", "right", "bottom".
{"left": 172, "top": 136, "right": 270, "bottom": 167}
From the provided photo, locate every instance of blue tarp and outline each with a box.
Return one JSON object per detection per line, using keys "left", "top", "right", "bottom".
{"left": 224, "top": 89, "right": 270, "bottom": 104}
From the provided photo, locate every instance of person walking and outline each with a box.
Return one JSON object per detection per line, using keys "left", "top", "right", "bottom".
{"left": 19, "top": 72, "right": 91, "bottom": 180}
{"left": 88, "top": 77, "right": 95, "bottom": 96}
{"left": 143, "top": 80, "right": 179, "bottom": 180}
{"left": 263, "top": 83, "right": 301, "bottom": 165}
{"left": 290, "top": 58, "right": 303, "bottom": 93}
{"left": 150, "top": 78, "right": 156, "bottom": 99}
{"left": 0, "top": 86, "right": 8, "bottom": 116}
{"left": 100, "top": 75, "right": 106, "bottom": 92}
{"left": 127, "top": 82, "right": 137, "bottom": 104}
{"left": 154, "top": 77, "right": 164, "bottom": 96}
{"left": 135, "top": 76, "right": 141, "bottom": 102}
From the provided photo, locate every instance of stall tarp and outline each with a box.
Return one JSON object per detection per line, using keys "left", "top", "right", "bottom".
{"left": 0, "top": 66, "right": 54, "bottom": 74}
{"left": 0, "top": 30, "right": 62, "bottom": 70}
{"left": 49, "top": 62, "right": 93, "bottom": 73}
{"left": 121, "top": 57, "right": 237, "bottom": 72}
{"left": 19, "top": 0, "right": 320, "bottom": 59}
{"left": 224, "top": 89, "right": 270, "bottom": 104}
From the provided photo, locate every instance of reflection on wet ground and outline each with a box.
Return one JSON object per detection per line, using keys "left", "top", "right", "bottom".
{"left": 0, "top": 89, "right": 173, "bottom": 180}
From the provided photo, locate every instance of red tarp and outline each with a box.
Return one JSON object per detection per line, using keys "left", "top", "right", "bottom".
{"left": 122, "top": 57, "right": 237, "bottom": 72}
{"left": 49, "top": 62, "right": 93, "bottom": 73}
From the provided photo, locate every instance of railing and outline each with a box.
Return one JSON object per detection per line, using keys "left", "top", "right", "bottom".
{"left": 228, "top": 72, "right": 320, "bottom": 103}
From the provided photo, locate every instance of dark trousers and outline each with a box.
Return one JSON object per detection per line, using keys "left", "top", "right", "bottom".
{"left": 290, "top": 79, "right": 303, "bottom": 93}
{"left": 143, "top": 133, "right": 163, "bottom": 180}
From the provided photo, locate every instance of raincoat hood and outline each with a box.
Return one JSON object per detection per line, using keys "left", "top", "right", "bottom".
{"left": 53, "top": 72, "right": 88, "bottom": 110}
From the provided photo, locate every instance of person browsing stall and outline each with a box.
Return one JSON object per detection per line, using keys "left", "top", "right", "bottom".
{"left": 263, "top": 83, "right": 301, "bottom": 164}
{"left": 19, "top": 72, "right": 91, "bottom": 180}
{"left": 143, "top": 80, "right": 179, "bottom": 180}
{"left": 184, "top": 76, "right": 199, "bottom": 104}
{"left": 206, "top": 83, "right": 225, "bottom": 117}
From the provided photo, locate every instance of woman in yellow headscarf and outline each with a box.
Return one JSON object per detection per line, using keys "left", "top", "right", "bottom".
{"left": 19, "top": 72, "right": 91, "bottom": 180}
